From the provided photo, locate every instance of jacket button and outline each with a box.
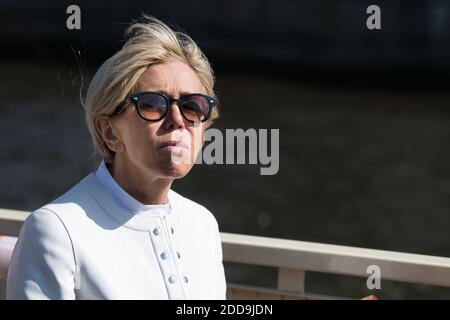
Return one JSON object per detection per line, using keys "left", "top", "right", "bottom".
{"left": 168, "top": 276, "right": 176, "bottom": 284}
{"left": 160, "top": 252, "right": 169, "bottom": 260}
{"left": 153, "top": 228, "right": 161, "bottom": 236}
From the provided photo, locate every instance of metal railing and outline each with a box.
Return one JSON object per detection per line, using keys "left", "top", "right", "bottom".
{"left": 2, "top": 208, "right": 450, "bottom": 299}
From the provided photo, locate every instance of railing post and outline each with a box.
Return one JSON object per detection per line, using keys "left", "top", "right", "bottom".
{"left": 277, "top": 267, "right": 306, "bottom": 295}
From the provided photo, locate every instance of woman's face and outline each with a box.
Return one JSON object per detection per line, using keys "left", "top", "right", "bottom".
{"left": 110, "top": 60, "right": 207, "bottom": 179}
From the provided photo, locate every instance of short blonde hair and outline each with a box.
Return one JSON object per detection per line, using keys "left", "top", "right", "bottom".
{"left": 83, "top": 16, "right": 219, "bottom": 160}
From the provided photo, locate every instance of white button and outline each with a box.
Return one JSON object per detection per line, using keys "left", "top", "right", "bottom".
{"left": 153, "top": 228, "right": 161, "bottom": 236}
{"left": 183, "top": 276, "right": 189, "bottom": 283}
{"left": 160, "top": 252, "right": 169, "bottom": 260}
{"left": 168, "top": 276, "right": 176, "bottom": 284}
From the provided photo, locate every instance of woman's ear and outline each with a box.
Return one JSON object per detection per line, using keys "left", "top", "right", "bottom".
{"left": 94, "top": 117, "right": 126, "bottom": 153}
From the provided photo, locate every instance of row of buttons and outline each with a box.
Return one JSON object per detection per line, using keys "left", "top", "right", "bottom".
{"left": 152, "top": 227, "right": 175, "bottom": 236}
{"left": 152, "top": 227, "right": 189, "bottom": 286}
{"left": 160, "top": 252, "right": 182, "bottom": 260}
{"left": 168, "top": 276, "right": 189, "bottom": 284}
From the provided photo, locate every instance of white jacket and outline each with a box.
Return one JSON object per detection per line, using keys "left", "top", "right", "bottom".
{"left": 6, "top": 173, "right": 227, "bottom": 300}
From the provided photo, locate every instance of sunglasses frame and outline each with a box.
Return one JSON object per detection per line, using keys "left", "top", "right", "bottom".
{"left": 113, "top": 91, "right": 218, "bottom": 123}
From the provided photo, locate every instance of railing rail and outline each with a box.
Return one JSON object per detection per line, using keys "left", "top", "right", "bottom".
{"left": 221, "top": 232, "right": 450, "bottom": 288}
{"left": 0, "top": 209, "right": 29, "bottom": 237}
{"left": 2, "top": 208, "right": 450, "bottom": 299}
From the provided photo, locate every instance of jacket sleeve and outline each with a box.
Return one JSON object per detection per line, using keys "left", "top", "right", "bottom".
{"left": 6, "top": 209, "right": 77, "bottom": 300}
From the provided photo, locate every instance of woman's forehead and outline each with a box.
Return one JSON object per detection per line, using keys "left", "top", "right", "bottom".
{"left": 135, "top": 61, "right": 205, "bottom": 94}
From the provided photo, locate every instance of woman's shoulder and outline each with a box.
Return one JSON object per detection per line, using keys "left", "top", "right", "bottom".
{"left": 27, "top": 173, "right": 106, "bottom": 233}
{"left": 37, "top": 173, "right": 96, "bottom": 215}
{"left": 21, "top": 207, "right": 70, "bottom": 239}
{"left": 168, "top": 189, "right": 219, "bottom": 228}
{"left": 14, "top": 207, "right": 76, "bottom": 270}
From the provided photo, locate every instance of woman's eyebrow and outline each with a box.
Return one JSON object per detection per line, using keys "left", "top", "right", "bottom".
{"left": 154, "top": 90, "right": 194, "bottom": 96}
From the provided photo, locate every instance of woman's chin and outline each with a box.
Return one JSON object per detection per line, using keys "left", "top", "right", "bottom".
{"left": 159, "top": 163, "right": 192, "bottom": 179}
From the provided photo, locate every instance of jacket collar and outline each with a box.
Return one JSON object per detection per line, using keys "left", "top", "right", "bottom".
{"left": 81, "top": 173, "right": 178, "bottom": 232}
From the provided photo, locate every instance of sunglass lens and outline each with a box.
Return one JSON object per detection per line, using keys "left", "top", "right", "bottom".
{"left": 180, "top": 96, "right": 210, "bottom": 122}
{"left": 138, "top": 94, "right": 167, "bottom": 120}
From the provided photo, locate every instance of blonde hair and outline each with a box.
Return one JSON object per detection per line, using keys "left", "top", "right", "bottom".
{"left": 83, "top": 15, "right": 219, "bottom": 160}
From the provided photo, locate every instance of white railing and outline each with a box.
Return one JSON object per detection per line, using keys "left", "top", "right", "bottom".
{"left": 221, "top": 233, "right": 450, "bottom": 299}
{"left": 0, "top": 209, "right": 28, "bottom": 237}
{"left": 2, "top": 208, "right": 450, "bottom": 299}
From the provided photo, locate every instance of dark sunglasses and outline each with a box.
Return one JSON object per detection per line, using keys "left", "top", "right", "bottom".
{"left": 113, "top": 92, "right": 218, "bottom": 123}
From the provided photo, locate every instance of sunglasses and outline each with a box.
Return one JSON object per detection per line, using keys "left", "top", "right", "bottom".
{"left": 113, "top": 92, "right": 218, "bottom": 123}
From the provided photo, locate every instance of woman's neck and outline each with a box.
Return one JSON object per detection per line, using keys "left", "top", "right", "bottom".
{"left": 107, "top": 158, "right": 173, "bottom": 205}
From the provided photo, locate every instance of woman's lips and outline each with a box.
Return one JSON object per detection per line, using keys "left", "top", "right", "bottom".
{"left": 158, "top": 140, "right": 189, "bottom": 151}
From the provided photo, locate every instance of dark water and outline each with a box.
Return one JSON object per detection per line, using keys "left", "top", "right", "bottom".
{"left": 1, "top": 60, "right": 450, "bottom": 299}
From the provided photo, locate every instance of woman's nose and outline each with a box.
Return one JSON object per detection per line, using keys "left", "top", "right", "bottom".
{"left": 163, "top": 101, "right": 185, "bottom": 131}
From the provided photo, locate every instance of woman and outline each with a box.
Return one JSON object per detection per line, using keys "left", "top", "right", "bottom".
{"left": 7, "top": 16, "right": 226, "bottom": 300}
